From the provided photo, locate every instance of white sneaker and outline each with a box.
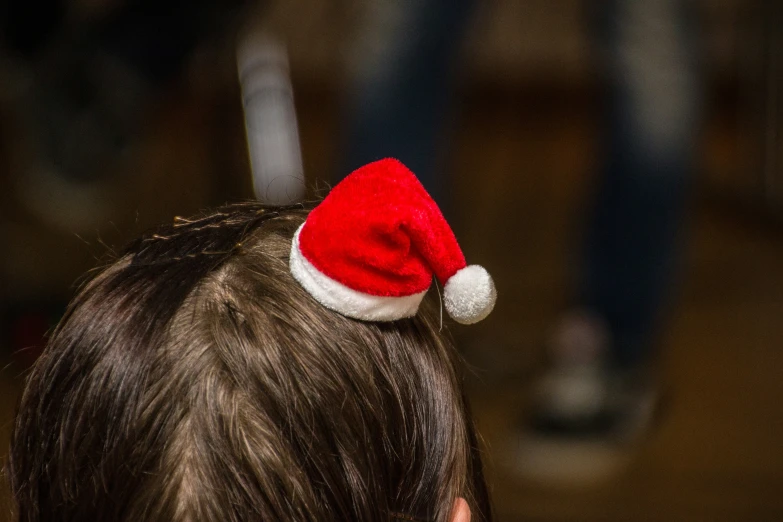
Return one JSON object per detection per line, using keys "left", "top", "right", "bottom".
{"left": 511, "top": 311, "right": 659, "bottom": 485}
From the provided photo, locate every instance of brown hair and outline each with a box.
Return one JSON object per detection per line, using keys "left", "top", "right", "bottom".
{"left": 8, "top": 203, "right": 491, "bottom": 522}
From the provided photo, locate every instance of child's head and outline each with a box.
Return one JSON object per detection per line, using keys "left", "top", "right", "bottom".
{"left": 9, "top": 202, "right": 491, "bottom": 521}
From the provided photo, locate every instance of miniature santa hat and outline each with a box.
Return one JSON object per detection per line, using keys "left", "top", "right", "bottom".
{"left": 289, "top": 158, "right": 496, "bottom": 324}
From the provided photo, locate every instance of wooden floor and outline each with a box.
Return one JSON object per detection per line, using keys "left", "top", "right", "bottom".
{"left": 2, "top": 86, "right": 783, "bottom": 521}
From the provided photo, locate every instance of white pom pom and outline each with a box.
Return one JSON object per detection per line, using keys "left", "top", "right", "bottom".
{"left": 444, "top": 265, "right": 497, "bottom": 325}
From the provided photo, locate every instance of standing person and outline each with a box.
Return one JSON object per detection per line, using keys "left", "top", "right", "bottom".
{"left": 341, "top": 0, "right": 702, "bottom": 480}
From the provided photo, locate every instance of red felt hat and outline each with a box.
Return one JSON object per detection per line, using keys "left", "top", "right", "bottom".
{"left": 289, "top": 158, "right": 496, "bottom": 323}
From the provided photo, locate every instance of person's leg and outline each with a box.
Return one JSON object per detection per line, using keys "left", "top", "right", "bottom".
{"left": 340, "top": 0, "right": 475, "bottom": 205}
{"left": 517, "top": 1, "right": 702, "bottom": 483}
{"left": 580, "top": 0, "right": 702, "bottom": 370}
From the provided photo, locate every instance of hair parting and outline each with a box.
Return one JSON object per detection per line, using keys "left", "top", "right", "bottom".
{"left": 9, "top": 202, "right": 492, "bottom": 522}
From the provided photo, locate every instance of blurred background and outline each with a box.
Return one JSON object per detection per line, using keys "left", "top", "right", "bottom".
{"left": 2, "top": 0, "right": 783, "bottom": 520}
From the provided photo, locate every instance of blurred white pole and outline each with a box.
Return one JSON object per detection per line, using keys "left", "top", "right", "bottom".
{"left": 237, "top": 32, "right": 305, "bottom": 205}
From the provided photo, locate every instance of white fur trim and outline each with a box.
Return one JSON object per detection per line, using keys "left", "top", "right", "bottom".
{"left": 444, "top": 265, "right": 497, "bottom": 325}
{"left": 289, "top": 224, "right": 428, "bottom": 321}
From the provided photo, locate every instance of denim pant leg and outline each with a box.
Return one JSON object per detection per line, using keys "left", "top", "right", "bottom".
{"left": 581, "top": 0, "right": 702, "bottom": 369}
{"left": 341, "top": 0, "right": 475, "bottom": 205}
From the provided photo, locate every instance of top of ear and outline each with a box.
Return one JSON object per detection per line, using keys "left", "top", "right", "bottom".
{"left": 450, "top": 498, "right": 471, "bottom": 522}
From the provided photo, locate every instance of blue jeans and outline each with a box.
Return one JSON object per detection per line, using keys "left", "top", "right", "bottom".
{"left": 341, "top": 0, "right": 476, "bottom": 206}
{"left": 342, "top": 0, "right": 702, "bottom": 369}
{"left": 584, "top": 0, "right": 701, "bottom": 368}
